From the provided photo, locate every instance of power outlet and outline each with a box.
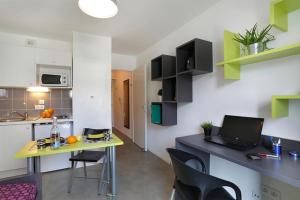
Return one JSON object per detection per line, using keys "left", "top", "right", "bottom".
{"left": 262, "top": 185, "right": 281, "bottom": 200}
{"left": 38, "top": 99, "right": 45, "bottom": 105}
{"left": 252, "top": 190, "right": 261, "bottom": 200}
{"left": 35, "top": 105, "right": 44, "bottom": 110}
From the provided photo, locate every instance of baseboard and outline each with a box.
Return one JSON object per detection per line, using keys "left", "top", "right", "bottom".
{"left": 0, "top": 168, "right": 27, "bottom": 179}
{"left": 113, "top": 127, "right": 132, "bottom": 139}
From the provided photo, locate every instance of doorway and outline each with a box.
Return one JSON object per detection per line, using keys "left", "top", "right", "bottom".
{"left": 112, "top": 70, "right": 133, "bottom": 139}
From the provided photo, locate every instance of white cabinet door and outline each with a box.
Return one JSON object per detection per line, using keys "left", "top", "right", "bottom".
{"left": 0, "top": 44, "right": 36, "bottom": 87}
{"left": 0, "top": 124, "right": 32, "bottom": 177}
{"left": 36, "top": 48, "right": 72, "bottom": 67}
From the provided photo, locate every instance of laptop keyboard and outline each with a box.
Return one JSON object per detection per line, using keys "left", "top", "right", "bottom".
{"left": 205, "top": 136, "right": 253, "bottom": 151}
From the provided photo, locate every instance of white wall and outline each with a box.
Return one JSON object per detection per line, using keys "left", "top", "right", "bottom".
{"left": 73, "top": 32, "right": 112, "bottom": 133}
{"left": 0, "top": 32, "right": 135, "bottom": 69}
{"left": 137, "top": 0, "right": 300, "bottom": 199}
{"left": 0, "top": 32, "right": 71, "bottom": 51}
{"left": 112, "top": 70, "right": 133, "bottom": 138}
{"left": 112, "top": 53, "right": 136, "bottom": 71}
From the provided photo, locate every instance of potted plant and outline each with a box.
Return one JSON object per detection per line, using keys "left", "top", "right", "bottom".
{"left": 233, "top": 24, "right": 275, "bottom": 56}
{"left": 157, "top": 89, "right": 162, "bottom": 102}
{"left": 201, "top": 121, "right": 213, "bottom": 137}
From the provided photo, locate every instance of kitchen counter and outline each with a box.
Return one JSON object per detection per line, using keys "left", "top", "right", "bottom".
{"left": 0, "top": 118, "right": 73, "bottom": 126}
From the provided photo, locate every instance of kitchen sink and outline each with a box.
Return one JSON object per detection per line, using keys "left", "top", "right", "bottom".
{"left": 0, "top": 118, "right": 26, "bottom": 122}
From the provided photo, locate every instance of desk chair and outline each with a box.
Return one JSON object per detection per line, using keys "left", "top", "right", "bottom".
{"left": 68, "top": 128, "right": 110, "bottom": 195}
{"left": 167, "top": 148, "right": 242, "bottom": 200}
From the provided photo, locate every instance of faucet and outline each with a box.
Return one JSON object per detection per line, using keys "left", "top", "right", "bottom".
{"left": 11, "top": 111, "right": 28, "bottom": 120}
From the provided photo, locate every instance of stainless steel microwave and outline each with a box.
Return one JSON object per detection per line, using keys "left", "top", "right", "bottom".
{"left": 37, "top": 65, "right": 71, "bottom": 87}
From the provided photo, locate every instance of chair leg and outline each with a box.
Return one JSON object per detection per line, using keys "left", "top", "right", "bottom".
{"left": 170, "top": 188, "right": 175, "bottom": 200}
{"left": 106, "top": 148, "right": 110, "bottom": 184}
{"left": 83, "top": 161, "right": 87, "bottom": 178}
{"left": 98, "top": 156, "right": 107, "bottom": 195}
{"left": 68, "top": 161, "right": 77, "bottom": 193}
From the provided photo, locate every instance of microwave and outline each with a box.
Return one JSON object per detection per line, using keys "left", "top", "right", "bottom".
{"left": 37, "top": 65, "right": 71, "bottom": 87}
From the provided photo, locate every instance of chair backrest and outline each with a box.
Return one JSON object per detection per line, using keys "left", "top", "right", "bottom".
{"left": 83, "top": 128, "right": 109, "bottom": 136}
{"left": 167, "top": 148, "right": 206, "bottom": 173}
{"left": 167, "top": 148, "right": 241, "bottom": 200}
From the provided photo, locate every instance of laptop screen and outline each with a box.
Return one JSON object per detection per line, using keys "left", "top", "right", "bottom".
{"left": 219, "top": 115, "right": 264, "bottom": 144}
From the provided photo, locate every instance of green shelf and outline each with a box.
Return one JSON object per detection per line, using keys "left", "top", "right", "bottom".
{"left": 272, "top": 95, "right": 300, "bottom": 118}
{"left": 270, "top": 0, "right": 300, "bottom": 32}
{"left": 217, "top": 31, "right": 300, "bottom": 80}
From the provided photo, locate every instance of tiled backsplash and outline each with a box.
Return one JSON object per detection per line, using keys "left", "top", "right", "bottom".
{"left": 0, "top": 88, "right": 72, "bottom": 118}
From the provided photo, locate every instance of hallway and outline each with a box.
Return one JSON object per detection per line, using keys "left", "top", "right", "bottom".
{"left": 42, "top": 130, "right": 174, "bottom": 200}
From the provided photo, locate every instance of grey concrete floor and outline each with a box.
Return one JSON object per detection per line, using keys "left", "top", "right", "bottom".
{"left": 42, "top": 131, "right": 174, "bottom": 200}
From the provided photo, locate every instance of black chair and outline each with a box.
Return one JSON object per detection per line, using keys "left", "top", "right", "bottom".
{"left": 0, "top": 174, "right": 42, "bottom": 200}
{"left": 68, "top": 128, "right": 110, "bottom": 195}
{"left": 167, "top": 148, "right": 242, "bottom": 200}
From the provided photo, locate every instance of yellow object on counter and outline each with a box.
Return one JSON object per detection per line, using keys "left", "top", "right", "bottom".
{"left": 87, "top": 133, "right": 105, "bottom": 139}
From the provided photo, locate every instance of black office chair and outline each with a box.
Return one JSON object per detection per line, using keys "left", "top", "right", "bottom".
{"left": 68, "top": 128, "right": 110, "bottom": 195}
{"left": 167, "top": 148, "right": 242, "bottom": 200}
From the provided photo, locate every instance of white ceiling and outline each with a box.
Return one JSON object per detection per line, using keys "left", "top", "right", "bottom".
{"left": 0, "top": 0, "right": 220, "bottom": 55}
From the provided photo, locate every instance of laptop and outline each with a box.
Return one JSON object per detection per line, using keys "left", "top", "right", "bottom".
{"left": 205, "top": 115, "right": 264, "bottom": 151}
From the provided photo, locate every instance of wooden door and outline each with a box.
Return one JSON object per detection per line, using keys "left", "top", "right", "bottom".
{"left": 123, "top": 79, "right": 130, "bottom": 129}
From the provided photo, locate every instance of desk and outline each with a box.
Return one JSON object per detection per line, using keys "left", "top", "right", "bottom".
{"left": 176, "top": 134, "right": 300, "bottom": 189}
{"left": 15, "top": 133, "right": 124, "bottom": 199}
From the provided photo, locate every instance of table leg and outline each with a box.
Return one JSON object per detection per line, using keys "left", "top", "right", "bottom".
{"left": 34, "top": 156, "right": 41, "bottom": 173}
{"left": 106, "top": 148, "right": 110, "bottom": 184}
{"left": 111, "top": 146, "right": 116, "bottom": 198}
{"left": 107, "top": 146, "right": 116, "bottom": 200}
{"left": 27, "top": 157, "right": 34, "bottom": 174}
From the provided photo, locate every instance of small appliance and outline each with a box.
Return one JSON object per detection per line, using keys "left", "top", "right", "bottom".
{"left": 37, "top": 65, "right": 71, "bottom": 87}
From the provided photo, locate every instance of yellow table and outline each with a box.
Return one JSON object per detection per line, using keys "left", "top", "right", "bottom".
{"left": 15, "top": 133, "right": 124, "bottom": 199}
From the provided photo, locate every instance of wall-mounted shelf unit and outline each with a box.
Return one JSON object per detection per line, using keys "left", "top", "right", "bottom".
{"left": 270, "top": 0, "right": 300, "bottom": 32}
{"left": 177, "top": 39, "right": 213, "bottom": 76}
{"left": 177, "top": 74, "right": 192, "bottom": 102}
{"left": 217, "top": 30, "right": 300, "bottom": 80}
{"left": 151, "top": 38, "right": 213, "bottom": 126}
{"left": 272, "top": 95, "right": 300, "bottom": 118}
{"left": 151, "top": 56, "right": 163, "bottom": 81}
{"left": 151, "top": 55, "right": 176, "bottom": 81}
{"left": 151, "top": 102, "right": 177, "bottom": 126}
{"left": 163, "top": 77, "right": 176, "bottom": 102}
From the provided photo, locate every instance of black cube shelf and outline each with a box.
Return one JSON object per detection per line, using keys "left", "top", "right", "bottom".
{"left": 151, "top": 38, "right": 213, "bottom": 126}
{"left": 176, "top": 38, "right": 213, "bottom": 75}
{"left": 151, "top": 55, "right": 176, "bottom": 81}
{"left": 151, "top": 102, "right": 177, "bottom": 126}
{"left": 151, "top": 56, "right": 163, "bottom": 80}
{"left": 163, "top": 77, "right": 176, "bottom": 102}
{"left": 177, "top": 74, "right": 192, "bottom": 102}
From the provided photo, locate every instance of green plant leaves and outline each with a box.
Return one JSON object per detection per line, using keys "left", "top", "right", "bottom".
{"left": 233, "top": 24, "right": 275, "bottom": 46}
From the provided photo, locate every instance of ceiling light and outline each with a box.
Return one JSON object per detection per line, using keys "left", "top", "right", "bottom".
{"left": 78, "top": 0, "right": 118, "bottom": 19}
{"left": 27, "top": 87, "right": 49, "bottom": 93}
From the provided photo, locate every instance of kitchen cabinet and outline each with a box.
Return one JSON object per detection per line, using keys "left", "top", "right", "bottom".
{"left": 0, "top": 124, "right": 32, "bottom": 179}
{"left": 0, "top": 44, "right": 36, "bottom": 87}
{"left": 36, "top": 48, "right": 72, "bottom": 67}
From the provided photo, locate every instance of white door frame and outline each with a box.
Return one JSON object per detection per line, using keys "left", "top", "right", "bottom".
{"left": 129, "top": 72, "right": 135, "bottom": 140}
{"left": 132, "top": 64, "right": 148, "bottom": 151}
{"left": 143, "top": 63, "right": 148, "bottom": 151}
